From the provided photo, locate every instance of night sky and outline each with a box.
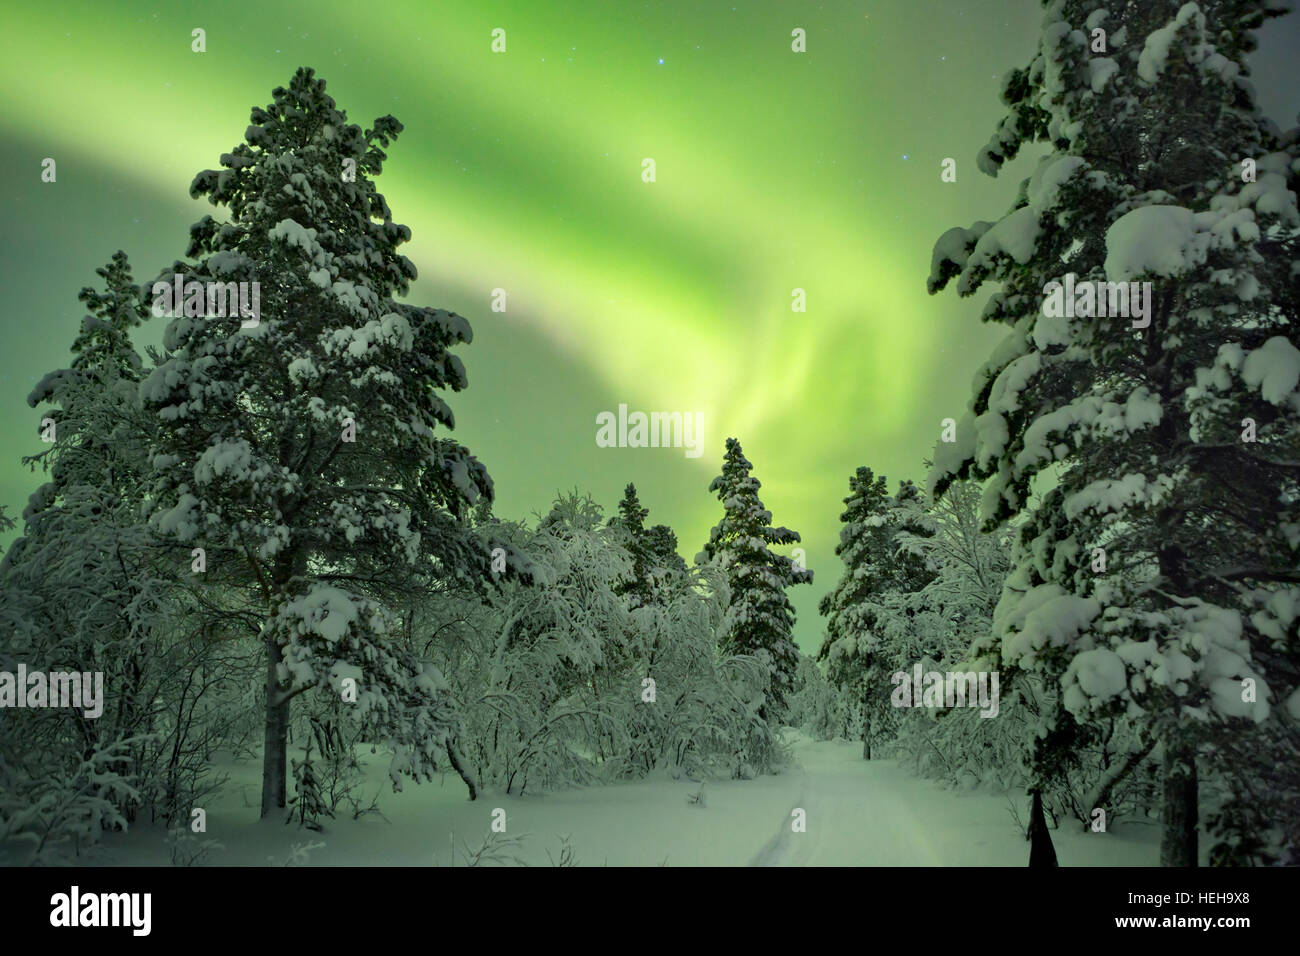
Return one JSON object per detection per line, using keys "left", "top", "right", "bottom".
{"left": 3, "top": 1, "right": 1298, "bottom": 649}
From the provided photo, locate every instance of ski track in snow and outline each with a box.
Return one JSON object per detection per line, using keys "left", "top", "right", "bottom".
{"left": 750, "top": 742, "right": 947, "bottom": 866}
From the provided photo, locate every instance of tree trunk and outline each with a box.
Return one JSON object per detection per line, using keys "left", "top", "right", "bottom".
{"left": 260, "top": 637, "right": 289, "bottom": 818}
{"left": 1160, "top": 737, "right": 1198, "bottom": 867}
{"left": 1028, "top": 789, "right": 1059, "bottom": 867}
{"left": 861, "top": 701, "right": 871, "bottom": 760}
{"left": 1084, "top": 737, "right": 1155, "bottom": 823}
{"left": 444, "top": 735, "right": 478, "bottom": 800}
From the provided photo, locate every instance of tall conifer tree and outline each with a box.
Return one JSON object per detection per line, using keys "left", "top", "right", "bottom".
{"left": 142, "top": 69, "right": 493, "bottom": 813}
{"left": 701, "top": 438, "right": 812, "bottom": 719}
{"left": 928, "top": 1, "right": 1299, "bottom": 864}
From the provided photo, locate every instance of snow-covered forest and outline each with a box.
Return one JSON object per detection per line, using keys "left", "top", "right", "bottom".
{"left": 2, "top": 0, "right": 1299, "bottom": 871}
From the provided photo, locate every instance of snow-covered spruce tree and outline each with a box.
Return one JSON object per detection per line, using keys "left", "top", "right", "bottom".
{"left": 141, "top": 69, "right": 495, "bottom": 815}
{"left": 884, "top": 479, "right": 943, "bottom": 647}
{"left": 611, "top": 483, "right": 654, "bottom": 608}
{"left": 607, "top": 483, "right": 694, "bottom": 769}
{"left": 18, "top": 252, "right": 150, "bottom": 530}
{"left": 0, "top": 253, "right": 252, "bottom": 856}
{"left": 5, "top": 256, "right": 157, "bottom": 809}
{"left": 286, "top": 736, "right": 329, "bottom": 831}
{"left": 928, "top": 1, "right": 1299, "bottom": 865}
{"left": 610, "top": 483, "right": 689, "bottom": 610}
{"left": 817, "top": 471, "right": 936, "bottom": 757}
{"left": 817, "top": 467, "right": 893, "bottom": 756}
{"left": 642, "top": 524, "right": 688, "bottom": 578}
{"left": 700, "top": 438, "right": 812, "bottom": 726}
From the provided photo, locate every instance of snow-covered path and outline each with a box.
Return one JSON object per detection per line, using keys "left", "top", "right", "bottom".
{"left": 748, "top": 737, "right": 1159, "bottom": 866}
{"left": 749, "top": 743, "right": 950, "bottom": 865}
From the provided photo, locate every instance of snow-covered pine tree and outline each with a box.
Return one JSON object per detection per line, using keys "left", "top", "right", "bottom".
{"left": 604, "top": 484, "right": 690, "bottom": 770}
{"left": 141, "top": 69, "right": 495, "bottom": 814}
{"left": 9, "top": 254, "right": 155, "bottom": 758}
{"left": 928, "top": 0, "right": 1299, "bottom": 865}
{"left": 878, "top": 479, "right": 943, "bottom": 666}
{"left": 287, "top": 737, "right": 330, "bottom": 831}
{"left": 610, "top": 483, "right": 688, "bottom": 608}
{"left": 700, "top": 438, "right": 812, "bottom": 722}
{"left": 1, "top": 252, "right": 244, "bottom": 846}
{"left": 21, "top": 251, "right": 149, "bottom": 511}
{"left": 0, "top": 253, "right": 157, "bottom": 842}
{"left": 612, "top": 483, "right": 653, "bottom": 608}
{"left": 817, "top": 467, "right": 893, "bottom": 756}
{"left": 642, "top": 523, "right": 689, "bottom": 580}
{"left": 890, "top": 481, "right": 938, "bottom": 596}
{"left": 817, "top": 471, "right": 938, "bottom": 757}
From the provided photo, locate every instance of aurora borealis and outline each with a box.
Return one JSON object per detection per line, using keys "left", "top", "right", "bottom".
{"left": 3, "top": 1, "right": 1297, "bottom": 648}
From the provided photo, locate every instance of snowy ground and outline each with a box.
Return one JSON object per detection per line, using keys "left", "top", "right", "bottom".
{"left": 92, "top": 733, "right": 1161, "bottom": 867}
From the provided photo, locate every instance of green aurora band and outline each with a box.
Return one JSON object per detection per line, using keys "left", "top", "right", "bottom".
{"left": 2, "top": 1, "right": 1297, "bottom": 646}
